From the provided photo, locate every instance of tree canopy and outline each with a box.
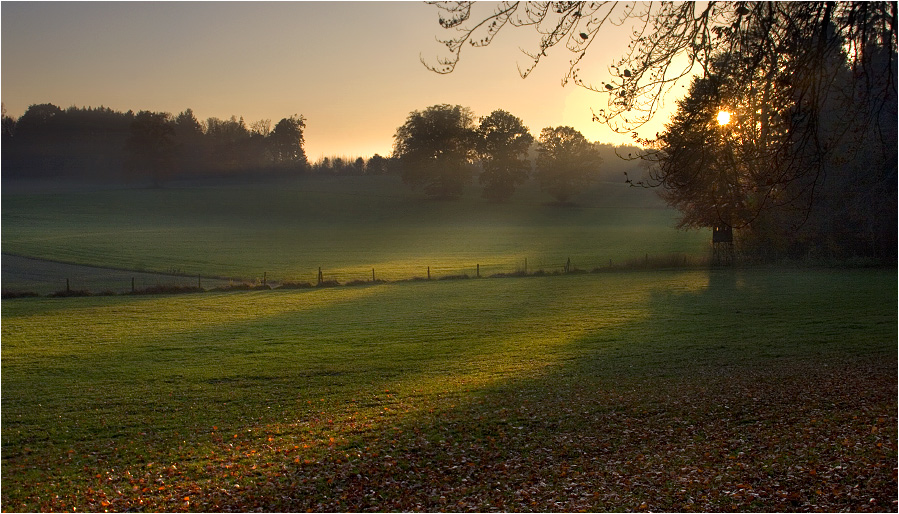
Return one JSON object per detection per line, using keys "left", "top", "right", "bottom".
{"left": 2, "top": 103, "right": 310, "bottom": 182}
{"left": 425, "top": 1, "right": 897, "bottom": 259}
{"left": 425, "top": 2, "right": 895, "bottom": 134}
{"left": 476, "top": 109, "right": 534, "bottom": 202}
{"left": 268, "top": 115, "right": 308, "bottom": 169}
{"left": 125, "top": 111, "right": 176, "bottom": 187}
{"left": 535, "top": 126, "right": 603, "bottom": 204}
{"left": 392, "top": 104, "right": 479, "bottom": 199}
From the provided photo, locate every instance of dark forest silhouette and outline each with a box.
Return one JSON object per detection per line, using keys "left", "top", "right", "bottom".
{"left": 2, "top": 104, "right": 309, "bottom": 182}
{"left": 1, "top": 102, "right": 641, "bottom": 191}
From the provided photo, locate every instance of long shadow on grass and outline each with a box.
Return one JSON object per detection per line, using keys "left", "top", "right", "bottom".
{"left": 2, "top": 270, "right": 896, "bottom": 511}
{"left": 196, "top": 268, "right": 897, "bottom": 512}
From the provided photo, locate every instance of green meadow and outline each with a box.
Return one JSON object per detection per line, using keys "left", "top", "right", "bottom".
{"left": 2, "top": 176, "right": 706, "bottom": 288}
{"left": 1, "top": 177, "right": 896, "bottom": 511}
{"left": 2, "top": 269, "right": 896, "bottom": 511}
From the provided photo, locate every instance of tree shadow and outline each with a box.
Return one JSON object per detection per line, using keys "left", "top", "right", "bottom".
{"left": 248, "top": 268, "right": 898, "bottom": 512}
{"left": 5, "top": 270, "right": 896, "bottom": 511}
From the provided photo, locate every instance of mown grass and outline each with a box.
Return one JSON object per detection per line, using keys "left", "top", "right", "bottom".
{"left": 2, "top": 268, "right": 895, "bottom": 511}
{"left": 1, "top": 176, "right": 707, "bottom": 285}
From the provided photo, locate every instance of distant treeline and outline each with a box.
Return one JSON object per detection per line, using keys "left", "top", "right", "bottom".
{"left": 1, "top": 104, "right": 314, "bottom": 182}
{"left": 1, "top": 103, "right": 644, "bottom": 184}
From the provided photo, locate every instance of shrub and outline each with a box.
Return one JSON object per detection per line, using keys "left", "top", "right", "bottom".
{"left": 2, "top": 291, "right": 40, "bottom": 299}
{"left": 275, "top": 282, "right": 313, "bottom": 290}
{"left": 345, "top": 279, "right": 386, "bottom": 287}
{"left": 131, "top": 285, "right": 204, "bottom": 295}
{"left": 48, "top": 289, "right": 92, "bottom": 298}
{"left": 210, "top": 283, "right": 253, "bottom": 292}
{"left": 489, "top": 271, "right": 529, "bottom": 279}
{"left": 438, "top": 274, "right": 470, "bottom": 281}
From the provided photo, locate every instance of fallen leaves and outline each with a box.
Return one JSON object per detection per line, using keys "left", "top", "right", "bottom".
{"left": 3, "top": 357, "right": 896, "bottom": 512}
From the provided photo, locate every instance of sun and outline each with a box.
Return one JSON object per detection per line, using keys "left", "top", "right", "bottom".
{"left": 716, "top": 110, "right": 732, "bottom": 126}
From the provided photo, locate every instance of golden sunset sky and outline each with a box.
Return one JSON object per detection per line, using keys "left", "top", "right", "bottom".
{"left": 2, "top": 1, "right": 678, "bottom": 159}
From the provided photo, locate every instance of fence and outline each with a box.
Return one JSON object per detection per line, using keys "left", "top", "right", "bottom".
{"left": 2, "top": 252, "right": 711, "bottom": 298}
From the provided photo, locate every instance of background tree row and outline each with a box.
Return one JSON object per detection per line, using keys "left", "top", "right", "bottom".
{"left": 2, "top": 104, "right": 308, "bottom": 183}
{"left": 392, "top": 104, "right": 607, "bottom": 203}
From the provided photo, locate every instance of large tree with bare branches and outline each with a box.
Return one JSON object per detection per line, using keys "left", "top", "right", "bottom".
{"left": 424, "top": 1, "right": 897, "bottom": 259}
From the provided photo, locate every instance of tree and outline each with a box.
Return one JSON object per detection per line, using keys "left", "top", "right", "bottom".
{"left": 353, "top": 157, "right": 366, "bottom": 175}
{"left": 392, "top": 104, "right": 478, "bottom": 199}
{"left": 173, "top": 108, "right": 207, "bottom": 174}
{"left": 476, "top": 109, "right": 534, "bottom": 202}
{"left": 648, "top": 55, "right": 783, "bottom": 231}
{"left": 250, "top": 119, "right": 271, "bottom": 137}
{"left": 205, "top": 116, "right": 254, "bottom": 172}
{"left": 649, "top": 36, "right": 896, "bottom": 260}
{"left": 2, "top": 104, "right": 16, "bottom": 176}
{"left": 267, "top": 115, "right": 307, "bottom": 170}
{"left": 535, "top": 126, "right": 602, "bottom": 204}
{"left": 366, "top": 154, "right": 389, "bottom": 175}
{"left": 9, "top": 103, "right": 65, "bottom": 175}
{"left": 426, "top": 2, "right": 894, "bottom": 129}
{"left": 125, "top": 111, "right": 175, "bottom": 187}
{"left": 424, "top": 2, "right": 897, "bottom": 219}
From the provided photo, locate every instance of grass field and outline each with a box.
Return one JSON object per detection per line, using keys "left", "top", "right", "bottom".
{"left": 2, "top": 177, "right": 896, "bottom": 511}
{"left": 2, "top": 268, "right": 896, "bottom": 511}
{"left": 2, "top": 176, "right": 708, "bottom": 287}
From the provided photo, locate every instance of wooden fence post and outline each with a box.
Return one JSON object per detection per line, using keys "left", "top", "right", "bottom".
{"left": 372, "top": 268, "right": 376, "bottom": 282}
{"left": 66, "top": 278, "right": 70, "bottom": 293}
{"left": 477, "top": 264, "right": 480, "bottom": 278}
{"left": 318, "top": 267, "right": 323, "bottom": 285}
{"left": 427, "top": 266, "right": 430, "bottom": 280}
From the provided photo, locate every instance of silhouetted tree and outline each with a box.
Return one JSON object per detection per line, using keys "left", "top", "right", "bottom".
{"left": 125, "top": 111, "right": 175, "bottom": 187}
{"left": 366, "top": 154, "right": 389, "bottom": 175}
{"left": 314, "top": 157, "right": 332, "bottom": 174}
{"left": 425, "top": 2, "right": 894, "bottom": 132}
{"left": 9, "top": 103, "right": 66, "bottom": 176}
{"left": 393, "top": 104, "right": 478, "bottom": 199}
{"left": 476, "top": 109, "right": 534, "bottom": 202}
{"left": 353, "top": 157, "right": 366, "bottom": 175}
{"left": 535, "top": 126, "right": 603, "bottom": 204}
{"left": 173, "top": 108, "right": 208, "bottom": 174}
{"left": 250, "top": 119, "right": 271, "bottom": 137}
{"left": 68, "top": 106, "right": 134, "bottom": 177}
{"left": 5, "top": 104, "right": 136, "bottom": 179}
{"left": 644, "top": 11, "right": 897, "bottom": 260}
{"left": 205, "top": 116, "right": 254, "bottom": 172}
{"left": 424, "top": 2, "right": 897, "bottom": 229}
{"left": 2, "top": 104, "right": 16, "bottom": 176}
{"left": 268, "top": 115, "right": 307, "bottom": 171}
{"left": 332, "top": 157, "right": 346, "bottom": 174}
{"left": 3, "top": 103, "right": 315, "bottom": 181}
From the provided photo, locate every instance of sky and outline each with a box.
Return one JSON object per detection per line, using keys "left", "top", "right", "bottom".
{"left": 2, "top": 1, "right": 677, "bottom": 160}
